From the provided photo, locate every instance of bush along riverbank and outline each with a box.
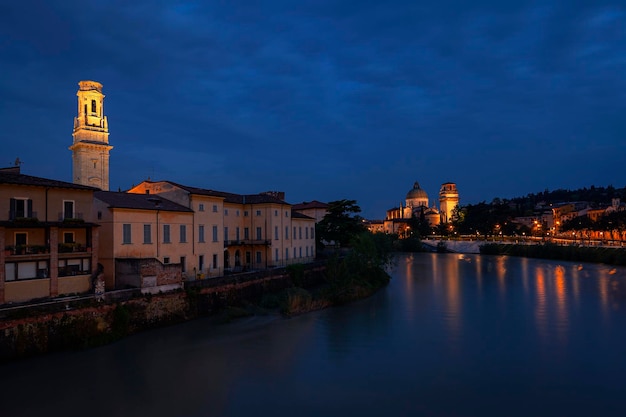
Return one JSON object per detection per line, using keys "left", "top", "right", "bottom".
{"left": 270, "top": 232, "right": 395, "bottom": 316}
{"left": 480, "top": 243, "right": 626, "bottom": 266}
{"left": 0, "top": 233, "right": 394, "bottom": 362}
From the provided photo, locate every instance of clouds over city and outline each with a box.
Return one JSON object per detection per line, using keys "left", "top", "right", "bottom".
{"left": 1, "top": 0, "right": 625, "bottom": 217}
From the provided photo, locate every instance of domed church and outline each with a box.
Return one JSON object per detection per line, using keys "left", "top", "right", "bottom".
{"left": 378, "top": 181, "right": 459, "bottom": 235}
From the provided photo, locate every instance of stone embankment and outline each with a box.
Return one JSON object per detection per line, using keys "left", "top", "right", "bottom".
{"left": 0, "top": 263, "right": 327, "bottom": 362}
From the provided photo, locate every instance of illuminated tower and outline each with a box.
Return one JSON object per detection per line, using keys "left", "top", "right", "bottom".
{"left": 69, "top": 81, "right": 113, "bottom": 190}
{"left": 439, "top": 182, "right": 459, "bottom": 223}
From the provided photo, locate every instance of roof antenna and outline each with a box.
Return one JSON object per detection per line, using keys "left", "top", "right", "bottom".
{"left": 14, "top": 157, "right": 22, "bottom": 167}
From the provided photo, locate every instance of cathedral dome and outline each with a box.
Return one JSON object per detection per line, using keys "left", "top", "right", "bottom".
{"left": 406, "top": 182, "right": 428, "bottom": 200}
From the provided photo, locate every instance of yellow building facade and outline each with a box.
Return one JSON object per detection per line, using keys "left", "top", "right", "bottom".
{"left": 0, "top": 166, "right": 99, "bottom": 304}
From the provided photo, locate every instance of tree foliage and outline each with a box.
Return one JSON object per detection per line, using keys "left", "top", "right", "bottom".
{"left": 316, "top": 199, "right": 366, "bottom": 247}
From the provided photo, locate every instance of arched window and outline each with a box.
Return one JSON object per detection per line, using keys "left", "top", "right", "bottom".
{"left": 91, "top": 100, "right": 97, "bottom": 113}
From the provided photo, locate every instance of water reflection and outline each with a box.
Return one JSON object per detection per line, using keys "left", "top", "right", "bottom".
{"left": 3, "top": 254, "right": 626, "bottom": 417}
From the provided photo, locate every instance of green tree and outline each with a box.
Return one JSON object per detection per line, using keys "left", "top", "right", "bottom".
{"left": 317, "top": 199, "right": 366, "bottom": 247}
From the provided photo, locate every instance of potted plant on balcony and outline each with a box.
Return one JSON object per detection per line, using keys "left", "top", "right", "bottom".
{"left": 4, "top": 245, "right": 13, "bottom": 256}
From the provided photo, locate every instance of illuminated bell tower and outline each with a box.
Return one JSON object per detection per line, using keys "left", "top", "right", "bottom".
{"left": 439, "top": 182, "right": 459, "bottom": 223}
{"left": 69, "top": 80, "right": 113, "bottom": 190}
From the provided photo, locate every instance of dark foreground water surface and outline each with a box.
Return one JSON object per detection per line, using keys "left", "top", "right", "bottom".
{"left": 2, "top": 253, "right": 626, "bottom": 417}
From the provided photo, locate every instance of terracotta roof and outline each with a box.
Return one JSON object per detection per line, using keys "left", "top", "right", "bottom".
{"left": 95, "top": 191, "right": 193, "bottom": 212}
{"left": 292, "top": 200, "right": 329, "bottom": 210}
{"left": 0, "top": 169, "right": 98, "bottom": 191}
{"left": 291, "top": 211, "right": 314, "bottom": 220}
{"left": 155, "top": 181, "right": 289, "bottom": 205}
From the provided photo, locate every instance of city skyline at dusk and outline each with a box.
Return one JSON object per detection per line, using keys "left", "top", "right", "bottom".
{"left": 1, "top": 1, "right": 625, "bottom": 218}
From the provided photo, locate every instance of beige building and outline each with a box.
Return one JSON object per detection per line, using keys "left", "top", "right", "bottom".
{"left": 94, "top": 191, "right": 194, "bottom": 290}
{"left": 69, "top": 81, "right": 113, "bottom": 191}
{"left": 292, "top": 200, "right": 329, "bottom": 223}
{"left": 128, "top": 181, "right": 317, "bottom": 276}
{"left": 0, "top": 166, "right": 99, "bottom": 304}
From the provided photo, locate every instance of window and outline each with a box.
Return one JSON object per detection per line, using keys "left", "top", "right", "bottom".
{"left": 212, "top": 205, "right": 218, "bottom": 212}
{"left": 10, "top": 198, "right": 32, "bottom": 219}
{"left": 91, "top": 99, "right": 97, "bottom": 113}
{"left": 212, "top": 225, "right": 218, "bottom": 242}
{"left": 224, "top": 209, "right": 229, "bottom": 216}
{"left": 285, "top": 248, "right": 289, "bottom": 260}
{"left": 246, "top": 251, "right": 251, "bottom": 265}
{"left": 274, "top": 210, "right": 278, "bottom": 216}
{"left": 256, "top": 227, "right": 262, "bottom": 240}
{"left": 198, "top": 203, "right": 205, "bottom": 212}
{"left": 244, "top": 211, "right": 249, "bottom": 217}
{"left": 294, "top": 248, "right": 296, "bottom": 258}
{"left": 144, "top": 224, "right": 151, "bottom": 244}
{"left": 306, "top": 246, "right": 309, "bottom": 257}
{"left": 236, "top": 210, "right": 240, "bottom": 217}
{"left": 256, "top": 210, "right": 261, "bottom": 216}
{"left": 311, "top": 227, "right": 314, "bottom": 239}
{"left": 285, "top": 226, "right": 289, "bottom": 240}
{"left": 212, "top": 254, "right": 218, "bottom": 269}
{"left": 299, "top": 227, "right": 302, "bottom": 240}
{"left": 275, "top": 248, "right": 279, "bottom": 262}
{"left": 123, "top": 224, "right": 131, "bottom": 244}
{"left": 199, "top": 225, "right": 205, "bottom": 243}
{"left": 256, "top": 251, "right": 262, "bottom": 263}
{"left": 63, "top": 200, "right": 75, "bottom": 219}
{"left": 180, "top": 256, "right": 186, "bottom": 273}
{"left": 299, "top": 247, "right": 302, "bottom": 258}
{"left": 63, "top": 232, "right": 74, "bottom": 244}
{"left": 293, "top": 227, "right": 297, "bottom": 240}
{"left": 97, "top": 211, "right": 102, "bottom": 220}
{"left": 235, "top": 227, "right": 240, "bottom": 241}
{"left": 274, "top": 226, "right": 278, "bottom": 240}
{"left": 15, "top": 232, "right": 27, "bottom": 247}
{"left": 199, "top": 255, "right": 204, "bottom": 272}
{"left": 224, "top": 227, "right": 229, "bottom": 242}
{"left": 306, "top": 227, "right": 309, "bottom": 239}
{"left": 244, "top": 227, "right": 249, "bottom": 240}
{"left": 164, "top": 257, "right": 170, "bottom": 264}
{"left": 163, "top": 224, "right": 171, "bottom": 243}
{"left": 180, "top": 225, "right": 187, "bottom": 243}
{"left": 285, "top": 211, "right": 289, "bottom": 217}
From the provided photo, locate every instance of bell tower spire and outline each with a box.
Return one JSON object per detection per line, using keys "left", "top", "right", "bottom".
{"left": 69, "top": 80, "right": 113, "bottom": 190}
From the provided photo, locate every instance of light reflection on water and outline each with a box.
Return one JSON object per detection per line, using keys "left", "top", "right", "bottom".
{"left": 2, "top": 253, "right": 626, "bottom": 417}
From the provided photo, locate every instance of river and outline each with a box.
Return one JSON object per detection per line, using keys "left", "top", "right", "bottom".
{"left": 2, "top": 253, "right": 626, "bottom": 417}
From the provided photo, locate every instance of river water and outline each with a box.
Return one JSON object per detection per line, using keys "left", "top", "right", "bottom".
{"left": 2, "top": 253, "right": 626, "bottom": 417}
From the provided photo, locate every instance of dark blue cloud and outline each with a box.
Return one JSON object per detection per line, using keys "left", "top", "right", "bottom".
{"left": 1, "top": 0, "right": 625, "bottom": 218}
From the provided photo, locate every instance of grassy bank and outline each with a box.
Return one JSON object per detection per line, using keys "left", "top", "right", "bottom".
{"left": 480, "top": 243, "right": 626, "bottom": 265}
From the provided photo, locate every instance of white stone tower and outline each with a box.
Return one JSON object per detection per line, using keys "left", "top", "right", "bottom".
{"left": 69, "top": 80, "right": 113, "bottom": 190}
{"left": 439, "top": 182, "right": 459, "bottom": 223}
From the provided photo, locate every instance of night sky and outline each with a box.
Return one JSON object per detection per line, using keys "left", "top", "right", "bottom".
{"left": 1, "top": 1, "right": 625, "bottom": 219}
